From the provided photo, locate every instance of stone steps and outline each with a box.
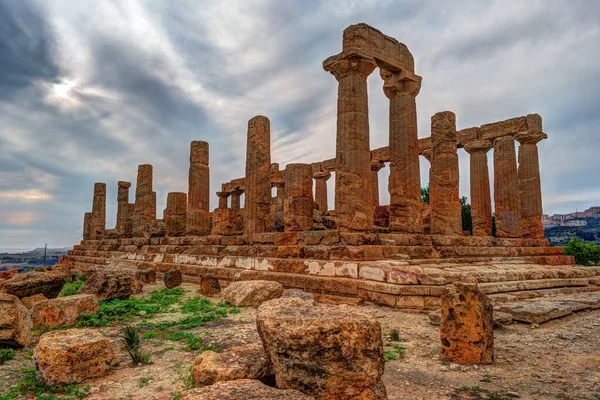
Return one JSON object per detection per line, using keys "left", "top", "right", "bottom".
{"left": 497, "top": 292, "right": 600, "bottom": 324}
{"left": 488, "top": 285, "right": 600, "bottom": 303}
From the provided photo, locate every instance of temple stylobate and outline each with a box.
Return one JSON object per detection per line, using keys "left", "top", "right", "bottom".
{"left": 65, "top": 24, "right": 600, "bottom": 311}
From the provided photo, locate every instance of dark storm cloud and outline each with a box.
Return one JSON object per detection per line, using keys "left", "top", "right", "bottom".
{"left": 0, "top": 0, "right": 598, "bottom": 247}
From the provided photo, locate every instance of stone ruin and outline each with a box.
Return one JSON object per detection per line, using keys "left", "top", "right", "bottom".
{"left": 60, "top": 23, "right": 600, "bottom": 311}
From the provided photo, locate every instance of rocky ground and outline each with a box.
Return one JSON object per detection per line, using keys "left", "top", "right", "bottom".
{"left": 1, "top": 282, "right": 599, "bottom": 400}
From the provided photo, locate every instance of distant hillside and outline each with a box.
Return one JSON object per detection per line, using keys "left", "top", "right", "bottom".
{"left": 0, "top": 248, "right": 70, "bottom": 272}
{"left": 545, "top": 217, "right": 600, "bottom": 246}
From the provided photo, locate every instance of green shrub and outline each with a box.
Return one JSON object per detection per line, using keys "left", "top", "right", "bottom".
{"left": 121, "top": 325, "right": 151, "bottom": 365}
{"left": 59, "top": 279, "right": 85, "bottom": 297}
{"left": 0, "top": 348, "right": 16, "bottom": 364}
{"left": 564, "top": 237, "right": 600, "bottom": 266}
{"left": 0, "top": 368, "right": 90, "bottom": 400}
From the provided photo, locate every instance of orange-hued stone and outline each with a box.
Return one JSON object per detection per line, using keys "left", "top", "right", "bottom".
{"left": 0, "top": 294, "right": 32, "bottom": 347}
{"left": 440, "top": 282, "right": 493, "bottom": 364}
{"left": 187, "top": 141, "right": 211, "bottom": 235}
{"left": 464, "top": 140, "right": 493, "bottom": 237}
{"left": 494, "top": 136, "right": 521, "bottom": 238}
{"left": 133, "top": 164, "right": 157, "bottom": 237}
{"left": 90, "top": 182, "right": 106, "bottom": 239}
{"left": 245, "top": 116, "right": 272, "bottom": 235}
{"left": 283, "top": 164, "right": 314, "bottom": 231}
{"left": 31, "top": 294, "right": 99, "bottom": 329}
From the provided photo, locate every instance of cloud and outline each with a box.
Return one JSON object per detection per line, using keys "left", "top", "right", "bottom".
{"left": 0, "top": 0, "right": 598, "bottom": 247}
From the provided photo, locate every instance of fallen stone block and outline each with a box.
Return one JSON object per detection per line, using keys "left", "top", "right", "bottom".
{"left": 281, "top": 288, "right": 314, "bottom": 301}
{"left": 192, "top": 345, "right": 271, "bottom": 387}
{"left": 181, "top": 379, "right": 313, "bottom": 400}
{"left": 0, "top": 271, "right": 67, "bottom": 299}
{"left": 500, "top": 300, "right": 577, "bottom": 324}
{"left": 222, "top": 280, "right": 283, "bottom": 307}
{"left": 21, "top": 293, "right": 48, "bottom": 309}
{"left": 136, "top": 269, "right": 156, "bottom": 284}
{"left": 32, "top": 294, "right": 99, "bottom": 328}
{"left": 0, "top": 294, "right": 32, "bottom": 347}
{"left": 78, "top": 267, "right": 142, "bottom": 301}
{"left": 164, "top": 269, "right": 183, "bottom": 289}
{"left": 257, "top": 297, "right": 386, "bottom": 399}
{"left": 440, "top": 282, "right": 494, "bottom": 364}
{"left": 429, "top": 309, "right": 513, "bottom": 328}
{"left": 199, "top": 276, "right": 221, "bottom": 297}
{"left": 34, "top": 328, "right": 114, "bottom": 385}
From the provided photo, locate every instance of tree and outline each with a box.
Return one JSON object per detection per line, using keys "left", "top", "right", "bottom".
{"left": 421, "top": 185, "right": 429, "bottom": 204}
{"left": 564, "top": 237, "right": 600, "bottom": 266}
{"left": 460, "top": 196, "right": 473, "bottom": 235}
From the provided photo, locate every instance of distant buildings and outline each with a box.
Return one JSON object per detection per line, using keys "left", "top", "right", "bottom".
{"left": 543, "top": 206, "right": 599, "bottom": 228}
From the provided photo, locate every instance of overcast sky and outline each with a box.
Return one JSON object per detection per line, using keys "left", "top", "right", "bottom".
{"left": 1, "top": 0, "right": 599, "bottom": 249}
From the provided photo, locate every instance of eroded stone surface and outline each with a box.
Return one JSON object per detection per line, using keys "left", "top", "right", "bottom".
{"left": 34, "top": 328, "right": 114, "bottom": 385}
{"left": 164, "top": 269, "right": 183, "bottom": 289}
{"left": 0, "top": 293, "right": 31, "bottom": 347}
{"left": 256, "top": 297, "right": 386, "bottom": 399}
{"left": 181, "top": 379, "right": 313, "bottom": 400}
{"left": 0, "top": 271, "right": 67, "bottom": 299}
{"left": 222, "top": 280, "right": 283, "bottom": 307}
{"left": 440, "top": 282, "right": 494, "bottom": 364}
{"left": 32, "top": 294, "right": 99, "bottom": 328}
{"left": 78, "top": 266, "right": 142, "bottom": 300}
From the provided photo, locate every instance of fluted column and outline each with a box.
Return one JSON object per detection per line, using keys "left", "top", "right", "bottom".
{"left": 313, "top": 172, "right": 331, "bottom": 212}
{"left": 324, "top": 55, "right": 376, "bottom": 231}
{"left": 116, "top": 181, "right": 133, "bottom": 236}
{"left": 91, "top": 182, "right": 106, "bottom": 239}
{"left": 464, "top": 140, "right": 493, "bottom": 236}
{"left": 430, "top": 112, "right": 462, "bottom": 236}
{"left": 166, "top": 192, "right": 187, "bottom": 237}
{"left": 370, "top": 161, "right": 385, "bottom": 207}
{"left": 245, "top": 116, "right": 272, "bottom": 235}
{"left": 133, "top": 164, "right": 156, "bottom": 237}
{"left": 283, "top": 164, "right": 314, "bottom": 231}
{"left": 493, "top": 136, "right": 521, "bottom": 238}
{"left": 380, "top": 68, "right": 423, "bottom": 233}
{"left": 187, "top": 141, "right": 210, "bottom": 235}
{"left": 515, "top": 131, "right": 547, "bottom": 239}
{"left": 83, "top": 212, "right": 92, "bottom": 240}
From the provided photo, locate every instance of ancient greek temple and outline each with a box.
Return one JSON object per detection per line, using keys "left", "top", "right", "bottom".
{"left": 64, "top": 24, "right": 599, "bottom": 309}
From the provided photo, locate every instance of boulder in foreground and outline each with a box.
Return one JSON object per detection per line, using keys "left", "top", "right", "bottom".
{"left": 21, "top": 293, "right": 48, "bottom": 309}
{"left": 0, "top": 271, "right": 67, "bottom": 299}
{"left": 78, "top": 266, "right": 142, "bottom": 301}
{"left": 193, "top": 345, "right": 271, "bottom": 387}
{"left": 440, "top": 282, "right": 494, "bottom": 364}
{"left": 181, "top": 379, "right": 313, "bottom": 400}
{"left": 34, "top": 328, "right": 114, "bottom": 385}
{"left": 222, "top": 280, "right": 283, "bottom": 307}
{"left": 256, "top": 297, "right": 386, "bottom": 400}
{"left": 32, "top": 294, "right": 99, "bottom": 328}
{"left": 0, "top": 293, "right": 32, "bottom": 347}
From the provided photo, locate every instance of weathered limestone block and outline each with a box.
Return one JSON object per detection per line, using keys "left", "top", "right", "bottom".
{"left": 245, "top": 116, "right": 272, "bottom": 235}
{"left": 34, "top": 329, "right": 114, "bottom": 385}
{"left": 222, "top": 280, "right": 283, "bottom": 307}
{"left": 324, "top": 54, "right": 376, "bottom": 231}
{"left": 116, "top": 181, "right": 133, "bottom": 237}
{"left": 0, "top": 271, "right": 67, "bottom": 299}
{"left": 90, "top": 182, "right": 106, "bottom": 239}
{"left": 181, "top": 379, "right": 313, "bottom": 400}
{"left": 257, "top": 297, "right": 386, "bottom": 399}
{"left": 381, "top": 67, "right": 423, "bottom": 233}
{"left": 516, "top": 129, "right": 547, "bottom": 239}
{"left": 430, "top": 111, "right": 462, "bottom": 235}
{"left": 78, "top": 266, "right": 142, "bottom": 301}
{"left": 200, "top": 276, "right": 221, "bottom": 296}
{"left": 136, "top": 269, "right": 156, "bottom": 284}
{"left": 494, "top": 136, "right": 521, "bottom": 238}
{"left": 133, "top": 164, "right": 157, "bottom": 237}
{"left": 283, "top": 164, "right": 314, "bottom": 231}
{"left": 0, "top": 294, "right": 32, "bottom": 347}
{"left": 164, "top": 269, "right": 183, "bottom": 289}
{"left": 313, "top": 172, "right": 331, "bottom": 213}
{"left": 281, "top": 289, "right": 314, "bottom": 302}
{"left": 440, "top": 283, "right": 493, "bottom": 364}
{"left": 464, "top": 140, "right": 493, "bottom": 236}
{"left": 188, "top": 141, "right": 211, "bottom": 235}
{"left": 192, "top": 345, "right": 271, "bottom": 387}
{"left": 32, "top": 294, "right": 99, "bottom": 328}
{"left": 83, "top": 212, "right": 92, "bottom": 240}
{"left": 21, "top": 293, "right": 47, "bottom": 309}
{"left": 166, "top": 192, "right": 187, "bottom": 236}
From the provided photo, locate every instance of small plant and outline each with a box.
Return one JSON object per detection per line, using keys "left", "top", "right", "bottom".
{"left": 0, "top": 368, "right": 90, "bottom": 399}
{"left": 389, "top": 329, "right": 401, "bottom": 342}
{"left": 384, "top": 344, "right": 406, "bottom": 361}
{"left": 121, "top": 325, "right": 151, "bottom": 365}
{"left": 0, "top": 348, "right": 16, "bottom": 364}
{"left": 393, "top": 344, "right": 406, "bottom": 359}
{"left": 142, "top": 330, "right": 157, "bottom": 339}
{"left": 138, "top": 376, "right": 152, "bottom": 388}
{"left": 164, "top": 346, "right": 174, "bottom": 351}
{"left": 384, "top": 350, "right": 398, "bottom": 361}
{"left": 59, "top": 278, "right": 86, "bottom": 297}
{"left": 556, "top": 333, "right": 565, "bottom": 340}
{"left": 482, "top": 372, "right": 493, "bottom": 382}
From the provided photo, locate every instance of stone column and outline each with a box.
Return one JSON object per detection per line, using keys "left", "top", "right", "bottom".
{"left": 166, "top": 192, "right": 187, "bottom": 237}
{"left": 493, "top": 136, "right": 521, "bottom": 238}
{"left": 230, "top": 188, "right": 243, "bottom": 211}
{"left": 464, "top": 140, "right": 493, "bottom": 236}
{"left": 324, "top": 55, "right": 376, "bottom": 231}
{"left": 187, "top": 141, "right": 210, "bottom": 235}
{"left": 217, "top": 191, "right": 229, "bottom": 209}
{"left": 381, "top": 68, "right": 423, "bottom": 233}
{"left": 116, "top": 181, "right": 134, "bottom": 236}
{"left": 313, "top": 172, "right": 331, "bottom": 212}
{"left": 245, "top": 116, "right": 272, "bottom": 235}
{"left": 90, "top": 182, "right": 106, "bottom": 239}
{"left": 283, "top": 164, "right": 314, "bottom": 231}
{"left": 370, "top": 161, "right": 385, "bottom": 208}
{"left": 83, "top": 212, "right": 92, "bottom": 240}
{"left": 515, "top": 131, "right": 547, "bottom": 239}
{"left": 133, "top": 164, "right": 156, "bottom": 237}
{"left": 430, "top": 112, "right": 462, "bottom": 236}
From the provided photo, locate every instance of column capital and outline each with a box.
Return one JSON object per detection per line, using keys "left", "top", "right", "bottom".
{"left": 313, "top": 171, "right": 332, "bottom": 181}
{"left": 118, "top": 181, "right": 132, "bottom": 189}
{"left": 463, "top": 139, "right": 493, "bottom": 155}
{"left": 324, "top": 55, "right": 377, "bottom": 81}
{"left": 421, "top": 149, "right": 432, "bottom": 162}
{"left": 371, "top": 161, "right": 385, "bottom": 172}
{"left": 515, "top": 132, "right": 547, "bottom": 145}
{"left": 380, "top": 68, "right": 422, "bottom": 98}
{"left": 216, "top": 191, "right": 230, "bottom": 199}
